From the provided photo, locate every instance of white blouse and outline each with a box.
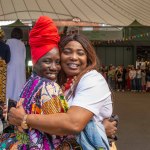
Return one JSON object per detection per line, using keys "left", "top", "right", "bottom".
{"left": 68, "top": 70, "right": 112, "bottom": 122}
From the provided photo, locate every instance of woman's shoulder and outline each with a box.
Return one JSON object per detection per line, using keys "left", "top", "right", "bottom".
{"left": 78, "top": 70, "right": 107, "bottom": 89}
{"left": 6, "top": 38, "right": 18, "bottom": 45}
{"left": 81, "top": 70, "right": 103, "bottom": 80}
{"left": 6, "top": 39, "right": 11, "bottom": 44}
{"left": 41, "top": 81, "right": 63, "bottom": 98}
{"left": 45, "top": 80, "right": 61, "bottom": 90}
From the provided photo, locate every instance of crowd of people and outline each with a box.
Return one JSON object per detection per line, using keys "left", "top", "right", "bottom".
{"left": 101, "top": 64, "right": 150, "bottom": 92}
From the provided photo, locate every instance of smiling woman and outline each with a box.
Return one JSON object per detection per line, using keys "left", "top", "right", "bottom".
{"left": 33, "top": 48, "right": 61, "bottom": 81}
{"left": 60, "top": 40, "right": 87, "bottom": 77}
{"left": 0, "top": 16, "right": 70, "bottom": 150}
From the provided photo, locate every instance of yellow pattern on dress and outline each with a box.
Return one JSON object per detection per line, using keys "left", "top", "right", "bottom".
{"left": 41, "top": 82, "right": 68, "bottom": 114}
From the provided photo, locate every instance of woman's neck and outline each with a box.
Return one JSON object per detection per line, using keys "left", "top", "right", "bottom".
{"left": 62, "top": 76, "right": 77, "bottom": 92}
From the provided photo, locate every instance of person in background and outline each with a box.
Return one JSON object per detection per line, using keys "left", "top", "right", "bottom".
{"left": 126, "top": 66, "right": 131, "bottom": 91}
{"left": 100, "top": 65, "right": 107, "bottom": 80}
{"left": 129, "top": 66, "right": 136, "bottom": 91}
{"left": 146, "top": 68, "right": 150, "bottom": 92}
{"left": 108, "top": 65, "right": 116, "bottom": 90}
{"left": 116, "top": 66, "right": 123, "bottom": 91}
{"left": 6, "top": 27, "right": 26, "bottom": 101}
{"left": 135, "top": 66, "right": 142, "bottom": 92}
{"left": 0, "top": 29, "right": 10, "bottom": 64}
{"left": 141, "top": 69, "right": 146, "bottom": 92}
{"left": 122, "top": 65, "right": 127, "bottom": 91}
{"left": 8, "top": 31, "right": 117, "bottom": 149}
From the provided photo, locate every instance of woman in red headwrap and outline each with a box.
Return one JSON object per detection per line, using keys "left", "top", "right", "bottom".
{"left": 0, "top": 16, "right": 75, "bottom": 150}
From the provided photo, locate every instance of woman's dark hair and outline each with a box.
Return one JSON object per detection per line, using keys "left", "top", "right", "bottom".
{"left": 11, "top": 27, "right": 23, "bottom": 39}
{"left": 58, "top": 34, "right": 100, "bottom": 87}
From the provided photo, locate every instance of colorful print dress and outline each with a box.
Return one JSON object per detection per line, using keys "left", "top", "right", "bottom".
{"left": 0, "top": 73, "right": 68, "bottom": 150}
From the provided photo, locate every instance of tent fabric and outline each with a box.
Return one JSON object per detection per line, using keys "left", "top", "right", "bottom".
{"left": 0, "top": 0, "right": 150, "bottom": 26}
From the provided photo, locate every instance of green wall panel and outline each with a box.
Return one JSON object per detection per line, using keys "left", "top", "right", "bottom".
{"left": 116, "top": 47, "right": 124, "bottom": 65}
{"left": 95, "top": 46, "right": 134, "bottom": 67}
{"left": 96, "top": 47, "right": 106, "bottom": 66}
{"left": 123, "top": 47, "right": 134, "bottom": 66}
{"left": 105, "top": 47, "right": 116, "bottom": 66}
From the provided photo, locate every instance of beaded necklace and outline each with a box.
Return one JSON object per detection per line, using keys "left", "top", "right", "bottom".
{"left": 62, "top": 76, "right": 77, "bottom": 93}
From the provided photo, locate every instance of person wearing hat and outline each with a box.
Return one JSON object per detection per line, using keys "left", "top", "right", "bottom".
{"left": 0, "top": 29, "right": 10, "bottom": 64}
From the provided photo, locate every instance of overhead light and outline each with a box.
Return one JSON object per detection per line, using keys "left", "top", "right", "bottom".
{"left": 28, "top": 60, "right": 33, "bottom": 66}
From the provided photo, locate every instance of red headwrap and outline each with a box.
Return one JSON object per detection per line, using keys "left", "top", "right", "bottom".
{"left": 29, "top": 16, "right": 60, "bottom": 65}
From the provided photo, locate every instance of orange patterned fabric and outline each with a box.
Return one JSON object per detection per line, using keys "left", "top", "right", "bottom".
{"left": 42, "top": 96, "right": 63, "bottom": 114}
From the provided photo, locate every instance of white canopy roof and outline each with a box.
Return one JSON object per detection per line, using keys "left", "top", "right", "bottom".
{"left": 0, "top": 0, "right": 150, "bottom": 26}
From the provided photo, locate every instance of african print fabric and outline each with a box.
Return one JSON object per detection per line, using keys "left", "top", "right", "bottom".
{"left": 0, "top": 59, "right": 6, "bottom": 103}
{"left": 0, "top": 72, "right": 69, "bottom": 150}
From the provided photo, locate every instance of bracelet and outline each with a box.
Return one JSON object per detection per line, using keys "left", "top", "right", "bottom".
{"left": 21, "top": 114, "right": 29, "bottom": 129}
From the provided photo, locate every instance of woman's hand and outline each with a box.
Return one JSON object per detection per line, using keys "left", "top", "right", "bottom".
{"left": 8, "top": 103, "right": 26, "bottom": 126}
{"left": 103, "top": 118, "right": 117, "bottom": 138}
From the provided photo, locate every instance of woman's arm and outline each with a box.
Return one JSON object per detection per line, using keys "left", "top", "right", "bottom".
{"left": 8, "top": 105, "right": 93, "bottom": 135}
{"left": 9, "top": 105, "right": 117, "bottom": 137}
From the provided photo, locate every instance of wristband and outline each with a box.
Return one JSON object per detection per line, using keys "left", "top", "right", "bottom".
{"left": 21, "top": 114, "right": 29, "bottom": 129}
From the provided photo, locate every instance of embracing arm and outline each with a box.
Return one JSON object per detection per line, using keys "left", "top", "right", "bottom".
{"left": 8, "top": 105, "right": 93, "bottom": 136}
{"left": 8, "top": 106, "right": 117, "bottom": 137}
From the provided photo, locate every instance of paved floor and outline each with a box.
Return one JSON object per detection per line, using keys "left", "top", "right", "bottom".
{"left": 113, "top": 92, "right": 150, "bottom": 150}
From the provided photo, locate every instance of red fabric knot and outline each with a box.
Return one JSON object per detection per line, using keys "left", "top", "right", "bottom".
{"left": 29, "top": 16, "right": 60, "bottom": 65}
